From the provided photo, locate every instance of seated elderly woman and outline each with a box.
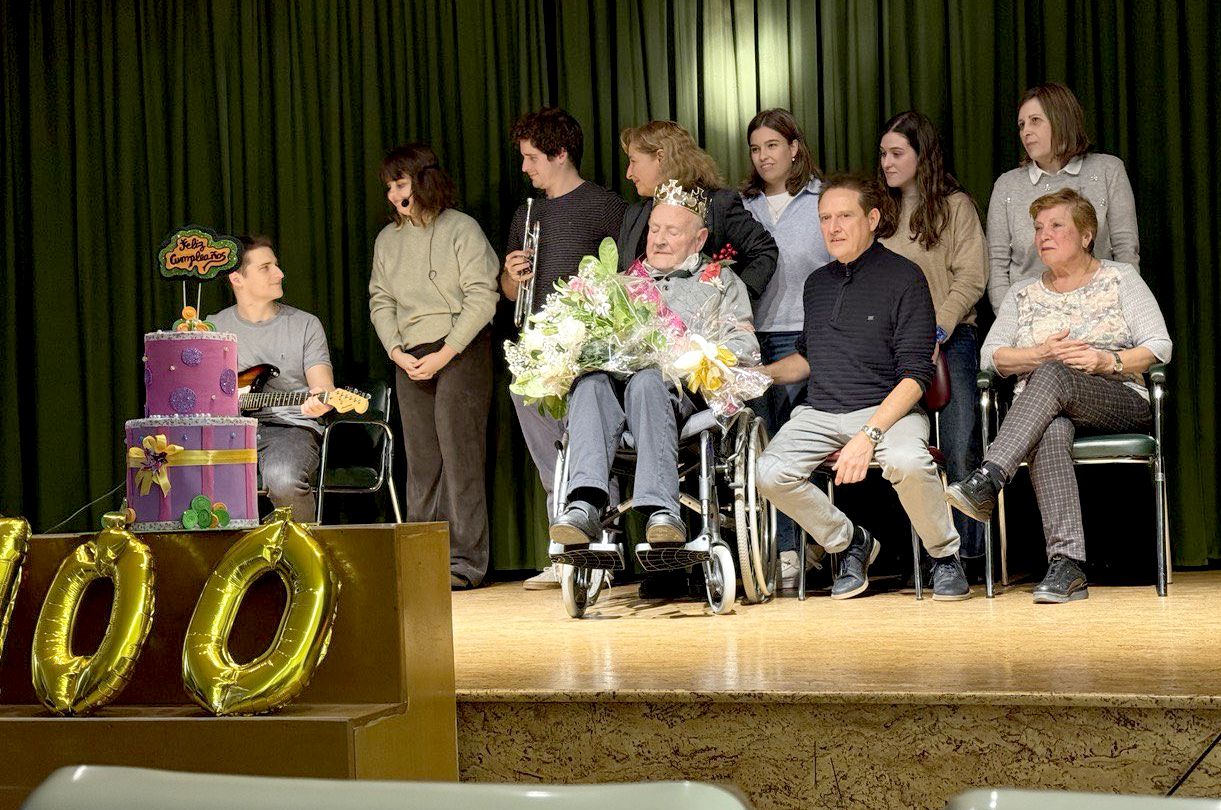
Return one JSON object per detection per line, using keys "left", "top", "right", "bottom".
{"left": 549, "top": 180, "right": 759, "bottom": 547}
{"left": 946, "top": 188, "right": 1171, "bottom": 603}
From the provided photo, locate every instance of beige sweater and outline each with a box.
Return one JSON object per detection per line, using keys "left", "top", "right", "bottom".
{"left": 881, "top": 191, "right": 987, "bottom": 333}
{"left": 369, "top": 209, "right": 499, "bottom": 354}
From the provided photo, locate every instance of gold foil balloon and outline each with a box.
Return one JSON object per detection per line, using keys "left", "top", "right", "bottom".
{"left": 31, "top": 512, "right": 156, "bottom": 715}
{"left": 0, "top": 518, "right": 31, "bottom": 680}
{"left": 183, "top": 507, "right": 340, "bottom": 716}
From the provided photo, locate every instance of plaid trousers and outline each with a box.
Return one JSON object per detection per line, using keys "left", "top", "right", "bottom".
{"left": 985, "top": 361, "right": 1151, "bottom": 561}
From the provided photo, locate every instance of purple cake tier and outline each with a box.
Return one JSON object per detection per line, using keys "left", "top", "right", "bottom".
{"left": 143, "top": 331, "right": 240, "bottom": 418}
{"left": 125, "top": 415, "right": 258, "bottom": 531}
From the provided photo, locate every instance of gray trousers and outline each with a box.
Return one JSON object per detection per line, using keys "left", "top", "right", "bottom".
{"left": 395, "top": 330, "right": 492, "bottom": 586}
{"left": 984, "top": 361, "right": 1151, "bottom": 561}
{"left": 258, "top": 422, "right": 321, "bottom": 522}
{"left": 756, "top": 405, "right": 960, "bottom": 558}
{"left": 564, "top": 369, "right": 691, "bottom": 513}
{"left": 511, "top": 391, "right": 566, "bottom": 518}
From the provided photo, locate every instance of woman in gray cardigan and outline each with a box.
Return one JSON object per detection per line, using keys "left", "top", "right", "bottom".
{"left": 985, "top": 82, "right": 1139, "bottom": 312}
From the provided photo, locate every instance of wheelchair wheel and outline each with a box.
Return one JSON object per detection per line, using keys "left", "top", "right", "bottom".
{"left": 704, "top": 543, "right": 736, "bottom": 614}
{"left": 734, "top": 415, "right": 778, "bottom": 604}
{"left": 560, "top": 564, "right": 595, "bottom": 619}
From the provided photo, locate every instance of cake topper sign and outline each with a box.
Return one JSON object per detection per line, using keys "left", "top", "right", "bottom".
{"left": 157, "top": 225, "right": 239, "bottom": 331}
{"left": 158, "top": 226, "right": 240, "bottom": 280}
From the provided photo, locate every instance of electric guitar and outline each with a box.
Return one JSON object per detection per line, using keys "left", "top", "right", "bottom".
{"left": 237, "top": 364, "right": 369, "bottom": 415}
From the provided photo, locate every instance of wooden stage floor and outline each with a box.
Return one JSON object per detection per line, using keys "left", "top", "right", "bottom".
{"left": 453, "top": 573, "right": 1221, "bottom": 807}
{"left": 453, "top": 571, "right": 1221, "bottom": 707}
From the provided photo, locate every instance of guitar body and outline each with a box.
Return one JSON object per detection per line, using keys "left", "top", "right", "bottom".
{"left": 237, "top": 364, "right": 281, "bottom": 395}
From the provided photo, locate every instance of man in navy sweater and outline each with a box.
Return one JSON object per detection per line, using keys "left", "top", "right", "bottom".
{"left": 755, "top": 175, "right": 969, "bottom": 600}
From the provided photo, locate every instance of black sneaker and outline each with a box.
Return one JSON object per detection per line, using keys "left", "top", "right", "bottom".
{"left": 831, "top": 526, "right": 881, "bottom": 600}
{"left": 549, "top": 501, "right": 601, "bottom": 546}
{"left": 930, "top": 554, "right": 971, "bottom": 601}
{"left": 1032, "top": 556, "right": 1088, "bottom": 603}
{"left": 945, "top": 468, "right": 999, "bottom": 522}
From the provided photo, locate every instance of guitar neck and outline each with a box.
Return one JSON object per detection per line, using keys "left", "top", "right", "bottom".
{"left": 240, "top": 391, "right": 318, "bottom": 410}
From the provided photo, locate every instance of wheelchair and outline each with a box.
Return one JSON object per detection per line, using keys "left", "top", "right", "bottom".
{"left": 547, "top": 407, "right": 778, "bottom": 618}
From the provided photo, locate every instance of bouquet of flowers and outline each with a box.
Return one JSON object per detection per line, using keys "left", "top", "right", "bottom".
{"left": 506, "top": 238, "right": 770, "bottom": 419}
{"left": 505, "top": 238, "right": 683, "bottom": 418}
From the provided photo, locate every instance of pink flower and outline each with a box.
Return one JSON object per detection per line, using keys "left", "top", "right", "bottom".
{"left": 699, "top": 262, "right": 722, "bottom": 284}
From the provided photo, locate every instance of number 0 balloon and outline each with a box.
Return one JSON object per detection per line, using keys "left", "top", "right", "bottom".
{"left": 183, "top": 507, "right": 340, "bottom": 716}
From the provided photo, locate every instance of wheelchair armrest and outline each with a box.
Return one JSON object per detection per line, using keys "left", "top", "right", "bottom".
{"left": 1148, "top": 363, "right": 1167, "bottom": 387}
{"left": 977, "top": 368, "right": 997, "bottom": 391}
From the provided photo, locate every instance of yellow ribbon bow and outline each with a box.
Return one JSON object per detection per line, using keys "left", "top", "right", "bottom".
{"left": 127, "top": 434, "right": 184, "bottom": 497}
{"left": 675, "top": 335, "right": 738, "bottom": 395}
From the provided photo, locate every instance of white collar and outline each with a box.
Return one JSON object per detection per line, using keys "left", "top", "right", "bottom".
{"left": 1027, "top": 155, "right": 1085, "bottom": 185}
{"left": 644, "top": 252, "right": 703, "bottom": 278}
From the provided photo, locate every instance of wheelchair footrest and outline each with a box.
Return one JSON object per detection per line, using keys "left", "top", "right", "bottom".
{"left": 549, "top": 541, "right": 625, "bottom": 571}
{"left": 635, "top": 537, "right": 711, "bottom": 572}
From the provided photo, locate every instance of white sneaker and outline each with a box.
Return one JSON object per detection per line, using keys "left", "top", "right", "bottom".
{"left": 780, "top": 543, "right": 823, "bottom": 591}
{"left": 523, "top": 565, "right": 561, "bottom": 590}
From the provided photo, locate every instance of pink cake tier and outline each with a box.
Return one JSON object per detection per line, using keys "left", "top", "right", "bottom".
{"left": 125, "top": 415, "right": 259, "bottom": 532}
{"left": 143, "top": 331, "right": 240, "bottom": 418}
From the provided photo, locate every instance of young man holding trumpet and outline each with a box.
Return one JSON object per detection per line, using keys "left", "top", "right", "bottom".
{"left": 501, "top": 107, "right": 627, "bottom": 589}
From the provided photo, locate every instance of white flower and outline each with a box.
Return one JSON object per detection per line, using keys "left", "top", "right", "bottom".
{"left": 521, "top": 327, "right": 547, "bottom": 352}
{"left": 557, "top": 317, "right": 587, "bottom": 345}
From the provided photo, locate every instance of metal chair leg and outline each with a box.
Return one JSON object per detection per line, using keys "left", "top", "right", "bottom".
{"left": 315, "top": 426, "right": 334, "bottom": 524}
{"left": 983, "top": 514, "right": 995, "bottom": 599}
{"left": 997, "top": 487, "right": 1010, "bottom": 586}
{"left": 911, "top": 526, "right": 923, "bottom": 600}
{"left": 797, "top": 528, "right": 807, "bottom": 601}
{"left": 381, "top": 423, "right": 404, "bottom": 523}
{"left": 1153, "top": 464, "right": 1168, "bottom": 597}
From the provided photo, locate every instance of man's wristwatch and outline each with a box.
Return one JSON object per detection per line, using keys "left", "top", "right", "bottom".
{"left": 861, "top": 425, "right": 884, "bottom": 445}
{"left": 1110, "top": 350, "right": 1124, "bottom": 374}
{"left": 935, "top": 326, "right": 948, "bottom": 344}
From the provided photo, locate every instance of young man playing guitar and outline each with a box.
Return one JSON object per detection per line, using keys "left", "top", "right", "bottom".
{"left": 209, "top": 235, "right": 334, "bottom": 521}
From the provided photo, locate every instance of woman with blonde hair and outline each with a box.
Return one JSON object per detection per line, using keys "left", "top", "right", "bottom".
{"left": 617, "top": 120, "right": 777, "bottom": 299}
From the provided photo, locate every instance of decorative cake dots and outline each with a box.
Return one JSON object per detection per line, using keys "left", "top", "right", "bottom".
{"left": 169, "top": 387, "right": 197, "bottom": 414}
{"left": 144, "top": 367, "right": 152, "bottom": 388}
{"left": 181, "top": 347, "right": 204, "bottom": 367}
{"left": 218, "top": 368, "right": 237, "bottom": 396}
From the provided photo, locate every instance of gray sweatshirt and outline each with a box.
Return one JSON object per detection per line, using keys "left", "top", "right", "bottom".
{"left": 986, "top": 152, "right": 1139, "bottom": 312}
{"left": 644, "top": 256, "right": 760, "bottom": 364}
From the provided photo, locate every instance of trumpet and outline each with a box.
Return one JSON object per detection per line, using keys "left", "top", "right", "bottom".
{"left": 513, "top": 198, "right": 541, "bottom": 329}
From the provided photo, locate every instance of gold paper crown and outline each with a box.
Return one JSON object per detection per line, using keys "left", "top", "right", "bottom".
{"left": 654, "top": 179, "right": 709, "bottom": 220}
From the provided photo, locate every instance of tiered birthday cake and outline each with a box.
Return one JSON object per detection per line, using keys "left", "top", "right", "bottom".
{"left": 125, "top": 330, "right": 259, "bottom": 531}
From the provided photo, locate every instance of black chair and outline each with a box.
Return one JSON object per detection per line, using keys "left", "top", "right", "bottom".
{"left": 977, "top": 364, "right": 1170, "bottom": 596}
{"left": 315, "top": 379, "right": 403, "bottom": 524}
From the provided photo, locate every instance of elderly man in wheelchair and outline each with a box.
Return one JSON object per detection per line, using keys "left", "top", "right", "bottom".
{"left": 546, "top": 180, "right": 775, "bottom": 616}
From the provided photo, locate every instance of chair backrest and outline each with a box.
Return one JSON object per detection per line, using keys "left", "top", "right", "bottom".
{"left": 365, "top": 378, "right": 393, "bottom": 422}
{"left": 921, "top": 350, "right": 952, "bottom": 412}
{"left": 23, "top": 766, "right": 755, "bottom": 810}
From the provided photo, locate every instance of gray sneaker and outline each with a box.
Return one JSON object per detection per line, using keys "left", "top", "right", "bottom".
{"left": 930, "top": 554, "right": 971, "bottom": 601}
{"left": 831, "top": 527, "right": 881, "bottom": 600}
{"left": 523, "top": 565, "right": 561, "bottom": 590}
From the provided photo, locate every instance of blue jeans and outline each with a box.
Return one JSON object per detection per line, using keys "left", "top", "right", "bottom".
{"left": 753, "top": 331, "right": 806, "bottom": 553}
{"left": 938, "top": 324, "right": 985, "bottom": 558}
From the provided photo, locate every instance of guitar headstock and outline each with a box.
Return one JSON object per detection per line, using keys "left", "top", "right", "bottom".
{"left": 325, "top": 387, "right": 370, "bottom": 415}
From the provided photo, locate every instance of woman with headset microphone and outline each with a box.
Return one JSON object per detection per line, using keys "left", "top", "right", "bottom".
{"left": 370, "top": 142, "right": 500, "bottom": 589}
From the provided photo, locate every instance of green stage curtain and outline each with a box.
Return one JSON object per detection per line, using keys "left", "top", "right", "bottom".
{"left": 2, "top": 0, "right": 1218, "bottom": 566}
